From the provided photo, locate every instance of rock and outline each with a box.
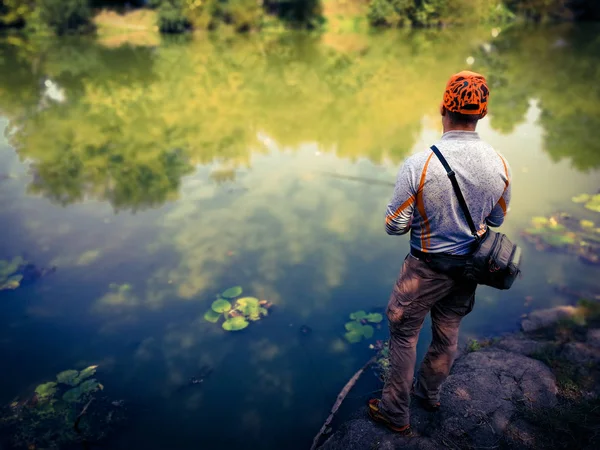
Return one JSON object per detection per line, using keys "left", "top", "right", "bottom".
{"left": 521, "top": 306, "right": 578, "bottom": 332}
{"left": 562, "top": 341, "right": 600, "bottom": 365}
{"left": 320, "top": 349, "right": 557, "bottom": 450}
{"left": 495, "top": 333, "right": 548, "bottom": 355}
{"left": 587, "top": 329, "right": 600, "bottom": 348}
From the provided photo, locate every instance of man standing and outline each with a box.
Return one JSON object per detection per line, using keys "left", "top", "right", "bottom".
{"left": 368, "top": 71, "right": 511, "bottom": 434}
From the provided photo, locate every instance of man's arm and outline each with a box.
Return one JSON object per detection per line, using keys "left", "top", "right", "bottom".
{"left": 385, "top": 161, "right": 416, "bottom": 235}
{"left": 486, "top": 159, "right": 512, "bottom": 228}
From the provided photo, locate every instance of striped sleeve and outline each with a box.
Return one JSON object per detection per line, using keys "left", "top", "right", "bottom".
{"left": 385, "top": 158, "right": 417, "bottom": 235}
{"left": 487, "top": 153, "right": 512, "bottom": 228}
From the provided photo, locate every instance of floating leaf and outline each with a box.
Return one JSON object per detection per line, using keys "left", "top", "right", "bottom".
{"left": 585, "top": 194, "right": 600, "bottom": 213}
{"left": 581, "top": 220, "right": 595, "bottom": 229}
{"left": 222, "top": 316, "right": 249, "bottom": 331}
{"left": 349, "top": 310, "right": 366, "bottom": 320}
{"left": 572, "top": 194, "right": 591, "bottom": 204}
{"left": 362, "top": 325, "right": 374, "bottom": 339}
{"left": 0, "top": 274, "right": 22, "bottom": 291}
{"left": 345, "top": 321, "right": 362, "bottom": 332}
{"left": 56, "top": 370, "right": 79, "bottom": 386}
{"left": 542, "top": 233, "right": 576, "bottom": 247}
{"left": 259, "top": 307, "right": 269, "bottom": 317}
{"left": 531, "top": 217, "right": 549, "bottom": 227}
{"left": 204, "top": 309, "right": 221, "bottom": 323}
{"left": 235, "top": 297, "right": 261, "bottom": 320}
{"left": 222, "top": 286, "right": 243, "bottom": 299}
{"left": 344, "top": 331, "right": 363, "bottom": 343}
{"left": 73, "top": 365, "right": 98, "bottom": 385}
{"left": 211, "top": 298, "right": 231, "bottom": 313}
{"left": 63, "top": 379, "right": 100, "bottom": 403}
{"left": 0, "top": 256, "right": 24, "bottom": 278}
{"left": 35, "top": 382, "right": 57, "bottom": 400}
{"left": 365, "top": 313, "right": 383, "bottom": 324}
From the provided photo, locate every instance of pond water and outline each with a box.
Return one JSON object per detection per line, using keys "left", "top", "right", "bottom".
{"left": 1, "top": 23, "right": 599, "bottom": 449}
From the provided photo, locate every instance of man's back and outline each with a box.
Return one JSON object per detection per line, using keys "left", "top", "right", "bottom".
{"left": 386, "top": 130, "right": 511, "bottom": 255}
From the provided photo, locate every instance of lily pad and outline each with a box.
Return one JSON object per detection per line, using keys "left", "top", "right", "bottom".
{"left": 222, "top": 316, "right": 249, "bottom": 331}
{"left": 362, "top": 325, "right": 374, "bottom": 338}
{"left": 235, "top": 297, "right": 261, "bottom": 320}
{"left": 585, "top": 194, "right": 600, "bottom": 213}
{"left": 344, "top": 331, "right": 363, "bottom": 343}
{"left": 0, "top": 274, "right": 22, "bottom": 291}
{"left": 365, "top": 313, "right": 383, "bottom": 324}
{"left": 349, "top": 310, "right": 367, "bottom": 320}
{"left": 345, "top": 321, "right": 362, "bottom": 332}
{"left": 0, "top": 256, "right": 24, "bottom": 278}
{"left": 73, "top": 365, "right": 98, "bottom": 385}
{"left": 543, "top": 233, "right": 576, "bottom": 247}
{"left": 572, "top": 194, "right": 591, "bottom": 204}
{"left": 62, "top": 379, "right": 101, "bottom": 403}
{"left": 581, "top": 220, "right": 595, "bottom": 229}
{"left": 204, "top": 309, "right": 221, "bottom": 323}
{"left": 221, "top": 286, "right": 243, "bottom": 299}
{"left": 211, "top": 298, "right": 232, "bottom": 313}
{"left": 531, "top": 216, "right": 550, "bottom": 227}
{"left": 35, "top": 382, "right": 57, "bottom": 400}
{"left": 56, "top": 370, "right": 79, "bottom": 386}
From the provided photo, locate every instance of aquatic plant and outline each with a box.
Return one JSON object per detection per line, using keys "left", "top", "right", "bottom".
{"left": 0, "top": 365, "right": 124, "bottom": 450}
{"left": 222, "top": 316, "right": 249, "bottom": 331}
{"left": 522, "top": 213, "right": 600, "bottom": 264}
{"left": 221, "top": 286, "right": 243, "bottom": 299}
{"left": 572, "top": 193, "right": 600, "bottom": 213}
{"left": 203, "top": 287, "right": 271, "bottom": 330}
{"left": 343, "top": 310, "right": 382, "bottom": 343}
{"left": 211, "top": 298, "right": 232, "bottom": 313}
{"left": 204, "top": 309, "right": 221, "bottom": 323}
{"left": 0, "top": 256, "right": 25, "bottom": 291}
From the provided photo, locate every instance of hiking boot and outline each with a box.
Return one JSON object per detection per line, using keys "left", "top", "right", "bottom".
{"left": 367, "top": 399, "right": 413, "bottom": 436}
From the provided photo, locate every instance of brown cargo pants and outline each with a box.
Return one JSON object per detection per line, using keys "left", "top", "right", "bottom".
{"left": 379, "top": 253, "right": 476, "bottom": 427}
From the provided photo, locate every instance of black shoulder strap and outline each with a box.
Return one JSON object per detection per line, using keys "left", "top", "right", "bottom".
{"left": 430, "top": 145, "right": 479, "bottom": 239}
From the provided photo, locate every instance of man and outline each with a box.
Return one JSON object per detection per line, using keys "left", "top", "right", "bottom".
{"left": 368, "top": 71, "right": 511, "bottom": 435}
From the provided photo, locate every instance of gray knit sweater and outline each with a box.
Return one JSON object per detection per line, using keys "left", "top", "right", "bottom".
{"left": 385, "top": 130, "right": 511, "bottom": 255}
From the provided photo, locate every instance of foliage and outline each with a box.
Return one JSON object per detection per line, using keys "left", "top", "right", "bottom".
{"left": 204, "top": 287, "right": 271, "bottom": 329}
{"left": 207, "top": 0, "right": 265, "bottom": 32}
{"left": 265, "top": 0, "right": 324, "bottom": 29}
{"left": 368, "top": 0, "right": 514, "bottom": 28}
{"left": 157, "top": 0, "right": 191, "bottom": 33}
{"left": 0, "top": 0, "right": 36, "bottom": 27}
{"left": 0, "top": 256, "right": 25, "bottom": 291}
{"left": 343, "top": 310, "right": 380, "bottom": 343}
{"left": 222, "top": 315, "right": 249, "bottom": 330}
{"left": 222, "top": 286, "right": 243, "bottom": 299}
{"left": 36, "top": 0, "right": 93, "bottom": 35}
{"left": 522, "top": 213, "right": 600, "bottom": 264}
{"left": 34, "top": 382, "right": 58, "bottom": 400}
{"left": 1, "top": 365, "right": 124, "bottom": 450}
{"left": 56, "top": 370, "right": 79, "bottom": 386}
{"left": 211, "top": 298, "right": 232, "bottom": 313}
{"left": 204, "top": 309, "right": 221, "bottom": 323}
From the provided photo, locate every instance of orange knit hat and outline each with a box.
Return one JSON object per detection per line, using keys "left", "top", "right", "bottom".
{"left": 443, "top": 71, "right": 489, "bottom": 118}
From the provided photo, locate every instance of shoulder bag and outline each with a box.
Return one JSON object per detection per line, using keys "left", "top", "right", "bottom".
{"left": 430, "top": 145, "right": 522, "bottom": 290}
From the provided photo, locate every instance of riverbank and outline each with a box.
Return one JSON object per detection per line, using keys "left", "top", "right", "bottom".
{"left": 319, "top": 302, "right": 600, "bottom": 449}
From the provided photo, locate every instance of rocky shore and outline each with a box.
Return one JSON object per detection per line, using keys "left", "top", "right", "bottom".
{"left": 319, "top": 303, "right": 600, "bottom": 450}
